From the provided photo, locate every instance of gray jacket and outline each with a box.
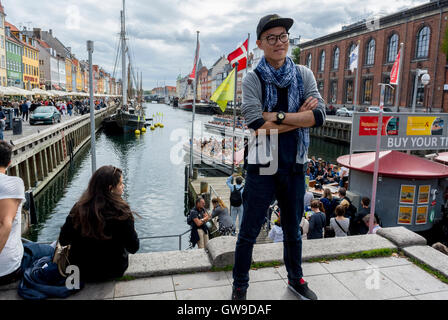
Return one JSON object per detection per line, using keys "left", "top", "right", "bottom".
{"left": 211, "top": 205, "right": 234, "bottom": 230}
{"left": 241, "top": 65, "right": 326, "bottom": 164}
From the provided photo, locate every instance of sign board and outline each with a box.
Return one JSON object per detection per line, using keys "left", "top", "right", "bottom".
{"left": 444, "top": 84, "right": 448, "bottom": 91}
{"left": 351, "top": 112, "right": 448, "bottom": 152}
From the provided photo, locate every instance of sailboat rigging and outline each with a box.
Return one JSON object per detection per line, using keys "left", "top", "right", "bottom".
{"left": 103, "top": 0, "right": 148, "bottom": 133}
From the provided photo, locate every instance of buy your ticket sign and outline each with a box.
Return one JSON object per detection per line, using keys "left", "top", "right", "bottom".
{"left": 351, "top": 113, "right": 448, "bottom": 152}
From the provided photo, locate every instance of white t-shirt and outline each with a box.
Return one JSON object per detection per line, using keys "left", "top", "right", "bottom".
{"left": 0, "top": 173, "right": 25, "bottom": 277}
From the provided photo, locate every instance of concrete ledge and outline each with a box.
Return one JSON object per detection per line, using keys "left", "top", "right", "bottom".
{"left": 0, "top": 280, "right": 19, "bottom": 291}
{"left": 377, "top": 227, "right": 427, "bottom": 249}
{"left": 206, "top": 236, "right": 237, "bottom": 268}
{"left": 125, "top": 249, "right": 212, "bottom": 278}
{"left": 252, "top": 235, "right": 397, "bottom": 263}
{"left": 403, "top": 245, "right": 448, "bottom": 278}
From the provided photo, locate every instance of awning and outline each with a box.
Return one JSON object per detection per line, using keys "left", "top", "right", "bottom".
{"left": 337, "top": 150, "right": 448, "bottom": 179}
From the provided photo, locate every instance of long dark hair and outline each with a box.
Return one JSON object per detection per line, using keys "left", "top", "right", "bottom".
{"left": 69, "top": 165, "right": 135, "bottom": 240}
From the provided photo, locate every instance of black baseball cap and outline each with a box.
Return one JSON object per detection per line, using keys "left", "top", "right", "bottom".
{"left": 256, "top": 14, "right": 294, "bottom": 40}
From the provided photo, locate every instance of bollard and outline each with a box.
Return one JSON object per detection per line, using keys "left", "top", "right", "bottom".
{"left": 193, "top": 168, "right": 198, "bottom": 180}
{"left": 202, "top": 192, "right": 211, "bottom": 210}
{"left": 200, "top": 181, "right": 208, "bottom": 194}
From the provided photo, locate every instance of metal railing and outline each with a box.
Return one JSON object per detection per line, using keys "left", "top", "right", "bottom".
{"left": 138, "top": 229, "right": 192, "bottom": 251}
{"left": 22, "top": 229, "right": 193, "bottom": 251}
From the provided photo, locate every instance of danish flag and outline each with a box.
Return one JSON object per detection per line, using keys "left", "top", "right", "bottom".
{"left": 227, "top": 38, "right": 249, "bottom": 72}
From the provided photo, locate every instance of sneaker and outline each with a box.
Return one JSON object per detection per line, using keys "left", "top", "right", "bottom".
{"left": 231, "top": 287, "right": 247, "bottom": 300}
{"left": 288, "top": 280, "right": 318, "bottom": 300}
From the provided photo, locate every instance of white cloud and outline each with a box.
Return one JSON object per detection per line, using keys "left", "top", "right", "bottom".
{"left": 2, "top": 0, "right": 428, "bottom": 89}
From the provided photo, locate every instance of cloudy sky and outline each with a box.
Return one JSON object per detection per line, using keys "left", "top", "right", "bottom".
{"left": 4, "top": 0, "right": 427, "bottom": 89}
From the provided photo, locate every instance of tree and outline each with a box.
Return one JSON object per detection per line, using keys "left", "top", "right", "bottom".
{"left": 292, "top": 47, "right": 301, "bottom": 64}
{"left": 442, "top": 24, "right": 448, "bottom": 63}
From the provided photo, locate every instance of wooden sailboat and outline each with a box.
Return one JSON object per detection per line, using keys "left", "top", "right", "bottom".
{"left": 103, "top": 0, "right": 146, "bottom": 133}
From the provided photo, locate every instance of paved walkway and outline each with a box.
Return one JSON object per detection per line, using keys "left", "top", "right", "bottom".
{"left": 1, "top": 255, "right": 447, "bottom": 300}
{"left": 4, "top": 113, "right": 83, "bottom": 143}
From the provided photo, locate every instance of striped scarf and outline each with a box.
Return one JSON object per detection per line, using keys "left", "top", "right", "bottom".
{"left": 256, "top": 56, "right": 310, "bottom": 158}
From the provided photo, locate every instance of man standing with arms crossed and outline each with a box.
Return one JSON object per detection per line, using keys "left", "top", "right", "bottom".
{"left": 232, "top": 14, "right": 326, "bottom": 300}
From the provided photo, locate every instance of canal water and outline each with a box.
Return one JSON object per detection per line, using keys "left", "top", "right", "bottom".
{"left": 29, "top": 103, "right": 349, "bottom": 252}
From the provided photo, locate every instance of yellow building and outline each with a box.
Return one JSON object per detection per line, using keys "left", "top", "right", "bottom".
{"left": 21, "top": 35, "right": 39, "bottom": 89}
{"left": 65, "top": 58, "right": 72, "bottom": 92}
{"left": 75, "top": 62, "right": 82, "bottom": 92}
{"left": 0, "top": 3, "right": 7, "bottom": 87}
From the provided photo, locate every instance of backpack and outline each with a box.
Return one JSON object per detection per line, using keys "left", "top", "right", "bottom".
{"left": 230, "top": 185, "right": 243, "bottom": 207}
{"left": 186, "top": 211, "right": 194, "bottom": 226}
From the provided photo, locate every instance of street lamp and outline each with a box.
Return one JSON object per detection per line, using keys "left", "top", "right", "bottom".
{"left": 411, "top": 69, "right": 430, "bottom": 113}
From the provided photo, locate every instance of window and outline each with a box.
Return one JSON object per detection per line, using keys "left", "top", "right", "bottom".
{"left": 319, "top": 50, "right": 325, "bottom": 72}
{"left": 345, "top": 80, "right": 354, "bottom": 104}
{"left": 362, "top": 78, "right": 373, "bottom": 104}
{"left": 332, "top": 47, "right": 339, "bottom": 70}
{"left": 384, "top": 76, "right": 394, "bottom": 106}
{"left": 411, "top": 73, "right": 425, "bottom": 107}
{"left": 346, "top": 43, "right": 356, "bottom": 69}
{"left": 318, "top": 81, "right": 324, "bottom": 98}
{"left": 330, "top": 80, "right": 338, "bottom": 104}
{"left": 416, "top": 26, "right": 430, "bottom": 59}
{"left": 365, "top": 39, "right": 375, "bottom": 65}
{"left": 387, "top": 34, "right": 399, "bottom": 63}
{"left": 306, "top": 53, "right": 312, "bottom": 69}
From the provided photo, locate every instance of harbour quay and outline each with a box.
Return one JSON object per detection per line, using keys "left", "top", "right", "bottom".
{"left": 5, "top": 104, "right": 116, "bottom": 233}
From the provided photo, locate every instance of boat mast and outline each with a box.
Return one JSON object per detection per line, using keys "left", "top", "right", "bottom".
{"left": 121, "top": 0, "right": 127, "bottom": 107}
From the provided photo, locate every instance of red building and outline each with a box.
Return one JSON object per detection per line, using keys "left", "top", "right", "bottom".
{"left": 299, "top": 0, "right": 448, "bottom": 112}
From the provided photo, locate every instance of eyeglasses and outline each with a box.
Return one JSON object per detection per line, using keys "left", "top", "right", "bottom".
{"left": 262, "top": 33, "right": 290, "bottom": 45}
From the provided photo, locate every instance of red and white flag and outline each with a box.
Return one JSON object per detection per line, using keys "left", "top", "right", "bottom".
{"left": 227, "top": 38, "right": 249, "bottom": 72}
{"left": 390, "top": 51, "right": 401, "bottom": 85}
{"left": 189, "top": 38, "right": 200, "bottom": 80}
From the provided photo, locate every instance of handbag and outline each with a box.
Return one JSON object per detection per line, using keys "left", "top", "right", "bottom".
{"left": 52, "top": 241, "right": 71, "bottom": 278}
{"left": 324, "top": 226, "right": 335, "bottom": 238}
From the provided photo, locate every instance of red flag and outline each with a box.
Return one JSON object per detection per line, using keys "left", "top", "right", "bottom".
{"left": 390, "top": 51, "right": 400, "bottom": 85}
{"left": 227, "top": 38, "right": 248, "bottom": 72}
{"left": 189, "top": 39, "right": 200, "bottom": 80}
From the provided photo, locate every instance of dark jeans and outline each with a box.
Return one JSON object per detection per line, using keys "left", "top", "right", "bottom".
{"left": 22, "top": 111, "right": 28, "bottom": 121}
{"left": 233, "top": 166, "right": 305, "bottom": 290}
{"left": 0, "top": 267, "right": 22, "bottom": 286}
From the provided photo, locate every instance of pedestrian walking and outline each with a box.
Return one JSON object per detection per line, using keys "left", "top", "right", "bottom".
{"left": 20, "top": 101, "right": 29, "bottom": 122}
{"left": 231, "top": 14, "right": 326, "bottom": 301}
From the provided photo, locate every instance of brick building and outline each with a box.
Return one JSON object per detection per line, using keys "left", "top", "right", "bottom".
{"left": 299, "top": 0, "right": 448, "bottom": 112}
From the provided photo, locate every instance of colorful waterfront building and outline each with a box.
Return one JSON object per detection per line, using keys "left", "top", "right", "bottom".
{"left": 5, "top": 23, "right": 23, "bottom": 88}
{"left": 8, "top": 23, "right": 39, "bottom": 89}
{"left": 299, "top": 0, "right": 448, "bottom": 112}
{"left": 65, "top": 55, "right": 72, "bottom": 92}
{"left": 0, "top": 2, "right": 7, "bottom": 87}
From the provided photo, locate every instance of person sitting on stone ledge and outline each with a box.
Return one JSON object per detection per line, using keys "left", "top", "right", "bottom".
{"left": 362, "top": 214, "right": 381, "bottom": 234}
{"left": 268, "top": 217, "right": 284, "bottom": 243}
{"left": 0, "top": 141, "right": 26, "bottom": 286}
{"left": 432, "top": 242, "right": 448, "bottom": 256}
{"left": 307, "top": 200, "right": 326, "bottom": 240}
{"left": 58, "top": 165, "right": 139, "bottom": 282}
